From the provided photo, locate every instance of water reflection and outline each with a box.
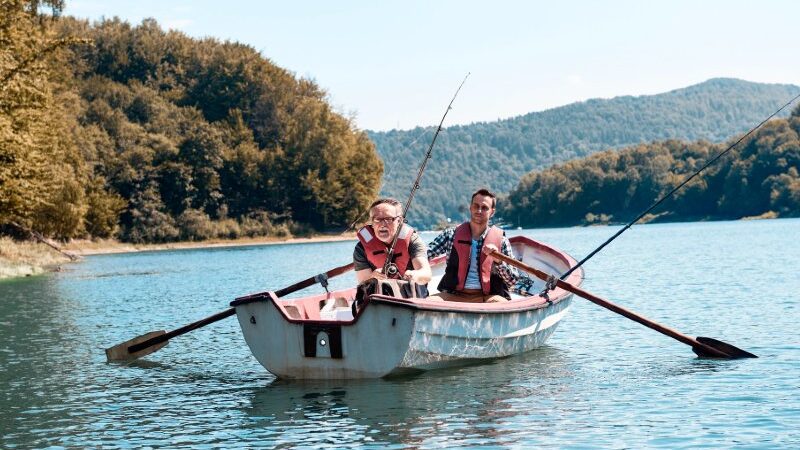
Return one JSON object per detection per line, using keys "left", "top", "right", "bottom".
{"left": 244, "top": 347, "right": 576, "bottom": 447}
{"left": 76, "top": 270, "right": 163, "bottom": 279}
{"left": 656, "top": 358, "right": 738, "bottom": 377}
{"left": 109, "top": 358, "right": 174, "bottom": 370}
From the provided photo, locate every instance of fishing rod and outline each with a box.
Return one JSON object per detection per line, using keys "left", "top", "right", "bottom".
{"left": 557, "top": 91, "right": 800, "bottom": 281}
{"left": 340, "top": 128, "right": 434, "bottom": 235}
{"left": 382, "top": 73, "right": 471, "bottom": 277}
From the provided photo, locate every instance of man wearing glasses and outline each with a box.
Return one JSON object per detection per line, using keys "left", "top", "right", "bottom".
{"left": 354, "top": 198, "right": 432, "bottom": 289}
{"left": 427, "top": 188, "right": 519, "bottom": 303}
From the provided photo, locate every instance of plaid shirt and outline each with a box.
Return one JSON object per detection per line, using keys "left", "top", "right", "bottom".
{"left": 427, "top": 225, "right": 519, "bottom": 288}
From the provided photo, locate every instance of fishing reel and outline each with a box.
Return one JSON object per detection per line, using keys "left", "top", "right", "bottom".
{"left": 384, "top": 262, "right": 400, "bottom": 278}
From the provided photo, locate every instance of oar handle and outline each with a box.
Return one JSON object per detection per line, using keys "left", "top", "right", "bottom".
{"left": 488, "top": 250, "right": 730, "bottom": 358}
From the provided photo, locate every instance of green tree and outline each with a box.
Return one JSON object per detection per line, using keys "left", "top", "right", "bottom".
{"left": 124, "top": 182, "right": 179, "bottom": 243}
{"left": 501, "top": 114, "right": 800, "bottom": 227}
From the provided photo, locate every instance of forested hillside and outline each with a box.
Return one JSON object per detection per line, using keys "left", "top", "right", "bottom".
{"left": 370, "top": 79, "right": 798, "bottom": 227}
{"left": 1, "top": 2, "right": 381, "bottom": 243}
{"left": 500, "top": 105, "right": 800, "bottom": 227}
{"left": 4, "top": 1, "right": 797, "bottom": 244}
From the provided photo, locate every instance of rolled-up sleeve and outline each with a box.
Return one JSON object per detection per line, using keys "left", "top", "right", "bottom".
{"left": 426, "top": 227, "right": 455, "bottom": 259}
{"left": 493, "top": 236, "right": 519, "bottom": 287}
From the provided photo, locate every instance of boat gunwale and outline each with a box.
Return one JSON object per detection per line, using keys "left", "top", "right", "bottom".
{"left": 232, "top": 235, "right": 583, "bottom": 324}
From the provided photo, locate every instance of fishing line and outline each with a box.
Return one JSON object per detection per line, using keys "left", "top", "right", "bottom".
{"left": 382, "top": 73, "right": 471, "bottom": 277}
{"left": 340, "top": 127, "right": 434, "bottom": 235}
{"left": 559, "top": 91, "right": 800, "bottom": 280}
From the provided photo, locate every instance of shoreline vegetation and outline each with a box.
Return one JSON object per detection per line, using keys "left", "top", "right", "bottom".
{"left": 0, "top": 238, "right": 73, "bottom": 279}
{"left": 2, "top": 7, "right": 382, "bottom": 252}
{"left": 3, "top": 5, "right": 799, "bottom": 279}
{"left": 0, "top": 233, "right": 356, "bottom": 280}
{"left": 2, "top": 213, "right": 788, "bottom": 281}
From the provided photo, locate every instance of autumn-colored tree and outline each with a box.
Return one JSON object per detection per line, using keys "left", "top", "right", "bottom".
{"left": 48, "top": 16, "right": 383, "bottom": 241}
{"left": 0, "top": 0, "right": 91, "bottom": 238}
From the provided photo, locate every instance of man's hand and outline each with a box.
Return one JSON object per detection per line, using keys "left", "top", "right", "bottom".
{"left": 482, "top": 243, "right": 499, "bottom": 258}
{"left": 403, "top": 270, "right": 420, "bottom": 282}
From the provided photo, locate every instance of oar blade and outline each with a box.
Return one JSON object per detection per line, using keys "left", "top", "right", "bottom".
{"left": 105, "top": 330, "right": 168, "bottom": 362}
{"left": 693, "top": 336, "right": 758, "bottom": 359}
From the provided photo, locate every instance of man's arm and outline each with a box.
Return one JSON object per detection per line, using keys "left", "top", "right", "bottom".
{"left": 495, "top": 236, "right": 520, "bottom": 287}
{"left": 426, "top": 227, "right": 455, "bottom": 259}
{"left": 482, "top": 236, "right": 520, "bottom": 287}
{"left": 354, "top": 243, "right": 382, "bottom": 283}
{"left": 404, "top": 234, "right": 432, "bottom": 283}
{"left": 405, "top": 257, "right": 432, "bottom": 284}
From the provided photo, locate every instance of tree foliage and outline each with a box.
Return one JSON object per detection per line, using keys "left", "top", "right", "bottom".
{"left": 1, "top": 10, "right": 382, "bottom": 242}
{"left": 0, "top": 0, "right": 90, "bottom": 238}
{"left": 499, "top": 114, "right": 800, "bottom": 227}
{"left": 370, "top": 79, "right": 799, "bottom": 227}
{"left": 3, "top": 3, "right": 796, "bottom": 242}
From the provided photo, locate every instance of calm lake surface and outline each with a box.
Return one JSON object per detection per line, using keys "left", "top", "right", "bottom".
{"left": 1, "top": 219, "right": 799, "bottom": 448}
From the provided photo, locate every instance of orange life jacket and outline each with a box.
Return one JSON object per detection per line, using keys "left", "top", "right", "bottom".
{"left": 438, "top": 222, "right": 506, "bottom": 295}
{"left": 357, "top": 224, "right": 414, "bottom": 276}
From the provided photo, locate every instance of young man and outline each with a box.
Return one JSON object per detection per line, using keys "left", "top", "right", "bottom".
{"left": 353, "top": 198, "right": 432, "bottom": 286}
{"left": 427, "top": 188, "right": 519, "bottom": 302}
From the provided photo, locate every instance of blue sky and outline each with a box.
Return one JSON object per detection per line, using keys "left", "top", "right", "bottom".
{"left": 65, "top": 0, "right": 799, "bottom": 131}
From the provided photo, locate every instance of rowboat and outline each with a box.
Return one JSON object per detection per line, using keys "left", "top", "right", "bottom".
{"left": 230, "top": 236, "right": 584, "bottom": 379}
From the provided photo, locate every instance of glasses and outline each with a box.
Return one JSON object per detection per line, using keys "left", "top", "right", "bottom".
{"left": 471, "top": 204, "right": 493, "bottom": 213}
{"left": 372, "top": 216, "right": 400, "bottom": 225}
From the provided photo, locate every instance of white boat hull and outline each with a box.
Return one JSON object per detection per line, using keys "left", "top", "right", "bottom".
{"left": 400, "top": 298, "right": 572, "bottom": 371}
{"left": 233, "top": 236, "right": 583, "bottom": 379}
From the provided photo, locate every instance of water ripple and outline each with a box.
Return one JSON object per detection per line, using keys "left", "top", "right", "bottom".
{"left": 1, "top": 220, "right": 800, "bottom": 448}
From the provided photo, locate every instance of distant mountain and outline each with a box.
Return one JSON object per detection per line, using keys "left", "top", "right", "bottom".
{"left": 501, "top": 107, "right": 800, "bottom": 227}
{"left": 368, "top": 78, "right": 798, "bottom": 228}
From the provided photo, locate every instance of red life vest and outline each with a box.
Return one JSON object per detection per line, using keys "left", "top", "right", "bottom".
{"left": 357, "top": 224, "right": 414, "bottom": 277}
{"left": 451, "top": 222, "right": 504, "bottom": 294}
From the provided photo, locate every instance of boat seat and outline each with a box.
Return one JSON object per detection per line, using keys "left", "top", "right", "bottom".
{"left": 283, "top": 305, "right": 303, "bottom": 319}
{"left": 319, "top": 296, "right": 353, "bottom": 321}
{"left": 364, "top": 279, "right": 425, "bottom": 300}
{"left": 320, "top": 296, "right": 349, "bottom": 311}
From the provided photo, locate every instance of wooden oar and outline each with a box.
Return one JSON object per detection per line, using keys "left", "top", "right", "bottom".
{"left": 105, "top": 262, "right": 355, "bottom": 361}
{"left": 489, "top": 250, "right": 757, "bottom": 359}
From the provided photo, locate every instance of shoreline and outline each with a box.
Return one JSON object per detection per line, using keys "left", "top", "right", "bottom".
{"left": 3, "top": 214, "right": 787, "bottom": 281}
{"left": 61, "top": 233, "right": 357, "bottom": 256}
{"left": 0, "top": 233, "right": 357, "bottom": 280}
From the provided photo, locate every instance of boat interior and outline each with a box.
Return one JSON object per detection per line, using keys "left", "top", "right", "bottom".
{"left": 267, "top": 236, "right": 579, "bottom": 323}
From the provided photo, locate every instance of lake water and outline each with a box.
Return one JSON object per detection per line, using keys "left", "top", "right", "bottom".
{"left": 1, "top": 219, "right": 799, "bottom": 448}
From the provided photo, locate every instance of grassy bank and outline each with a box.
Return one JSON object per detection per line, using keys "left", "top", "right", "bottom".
{"left": 60, "top": 233, "right": 356, "bottom": 256}
{"left": 0, "top": 238, "right": 75, "bottom": 279}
